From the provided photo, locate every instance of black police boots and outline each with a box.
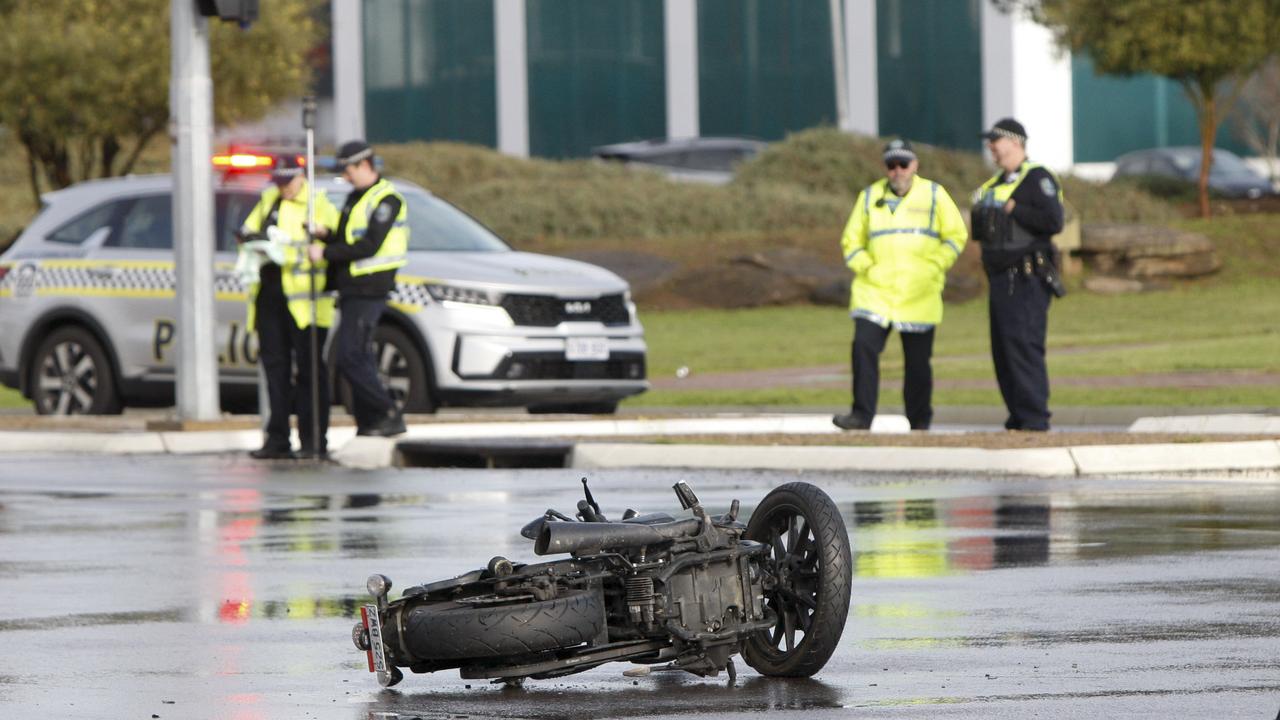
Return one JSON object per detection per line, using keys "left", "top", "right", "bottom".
{"left": 250, "top": 441, "right": 295, "bottom": 460}
{"left": 359, "top": 410, "right": 407, "bottom": 438}
{"left": 832, "top": 412, "right": 872, "bottom": 431}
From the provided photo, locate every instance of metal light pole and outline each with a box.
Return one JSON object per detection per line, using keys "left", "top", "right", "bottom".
{"left": 171, "top": 0, "right": 220, "bottom": 421}
{"left": 829, "top": 0, "right": 850, "bottom": 132}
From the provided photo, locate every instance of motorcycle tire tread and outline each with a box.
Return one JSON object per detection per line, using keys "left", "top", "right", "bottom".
{"left": 742, "top": 481, "right": 853, "bottom": 678}
{"left": 402, "top": 588, "right": 604, "bottom": 661}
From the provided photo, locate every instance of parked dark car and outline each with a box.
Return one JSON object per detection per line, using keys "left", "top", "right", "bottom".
{"left": 592, "top": 137, "right": 766, "bottom": 185}
{"left": 1111, "top": 146, "right": 1275, "bottom": 199}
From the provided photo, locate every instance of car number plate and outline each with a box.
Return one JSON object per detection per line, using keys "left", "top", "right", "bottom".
{"left": 565, "top": 337, "right": 609, "bottom": 361}
{"left": 361, "top": 605, "right": 392, "bottom": 685}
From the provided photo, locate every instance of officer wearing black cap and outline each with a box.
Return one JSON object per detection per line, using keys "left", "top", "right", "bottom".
{"left": 308, "top": 140, "right": 408, "bottom": 437}
{"left": 972, "top": 118, "right": 1065, "bottom": 431}
{"left": 833, "top": 138, "right": 968, "bottom": 432}
{"left": 237, "top": 154, "right": 340, "bottom": 459}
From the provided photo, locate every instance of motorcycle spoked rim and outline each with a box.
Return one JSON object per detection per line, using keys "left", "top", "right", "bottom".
{"left": 750, "top": 500, "right": 825, "bottom": 658}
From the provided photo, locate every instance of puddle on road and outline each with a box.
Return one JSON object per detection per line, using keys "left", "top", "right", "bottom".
{"left": 361, "top": 674, "right": 846, "bottom": 720}
{"left": 843, "top": 490, "right": 1280, "bottom": 579}
{"left": 6, "top": 465, "right": 1280, "bottom": 634}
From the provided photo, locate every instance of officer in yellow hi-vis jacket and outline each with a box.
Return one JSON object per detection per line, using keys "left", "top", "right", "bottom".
{"left": 237, "top": 155, "right": 340, "bottom": 459}
{"left": 833, "top": 139, "right": 967, "bottom": 432}
{"left": 308, "top": 140, "right": 409, "bottom": 438}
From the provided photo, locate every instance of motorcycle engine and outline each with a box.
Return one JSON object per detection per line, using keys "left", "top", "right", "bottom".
{"left": 654, "top": 548, "right": 767, "bottom": 637}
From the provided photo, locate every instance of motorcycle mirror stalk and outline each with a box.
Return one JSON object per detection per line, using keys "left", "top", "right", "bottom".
{"left": 579, "top": 476, "right": 605, "bottom": 521}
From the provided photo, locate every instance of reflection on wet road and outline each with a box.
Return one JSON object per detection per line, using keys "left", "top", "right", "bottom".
{"left": 0, "top": 455, "right": 1277, "bottom": 719}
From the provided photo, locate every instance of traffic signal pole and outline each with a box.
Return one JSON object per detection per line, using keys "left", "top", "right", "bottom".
{"left": 170, "top": 0, "right": 220, "bottom": 421}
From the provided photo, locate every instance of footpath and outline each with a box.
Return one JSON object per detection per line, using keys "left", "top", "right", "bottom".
{"left": 0, "top": 409, "right": 1277, "bottom": 478}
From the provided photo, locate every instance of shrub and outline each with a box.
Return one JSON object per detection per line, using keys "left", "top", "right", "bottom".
{"left": 734, "top": 126, "right": 1177, "bottom": 225}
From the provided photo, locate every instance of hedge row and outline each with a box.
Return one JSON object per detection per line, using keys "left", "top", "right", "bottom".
{"left": 383, "top": 129, "right": 1177, "bottom": 248}
{"left": 0, "top": 128, "right": 1177, "bottom": 253}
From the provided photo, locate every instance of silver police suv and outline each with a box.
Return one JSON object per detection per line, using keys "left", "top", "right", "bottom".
{"left": 0, "top": 167, "right": 647, "bottom": 415}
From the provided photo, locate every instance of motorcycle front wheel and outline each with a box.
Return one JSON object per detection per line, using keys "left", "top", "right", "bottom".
{"left": 742, "top": 482, "right": 852, "bottom": 677}
{"left": 400, "top": 588, "right": 604, "bottom": 661}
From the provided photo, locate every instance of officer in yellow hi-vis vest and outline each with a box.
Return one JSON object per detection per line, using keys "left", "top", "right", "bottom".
{"left": 972, "top": 118, "right": 1064, "bottom": 432}
{"left": 833, "top": 139, "right": 967, "bottom": 432}
{"left": 308, "top": 140, "right": 408, "bottom": 437}
{"left": 237, "top": 155, "right": 340, "bottom": 460}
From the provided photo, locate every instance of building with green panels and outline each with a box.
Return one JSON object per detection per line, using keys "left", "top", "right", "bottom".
{"left": 696, "top": 0, "right": 838, "bottom": 141}
{"left": 876, "top": 0, "right": 983, "bottom": 153}
{"left": 1071, "top": 54, "right": 1249, "bottom": 163}
{"left": 524, "top": 0, "right": 666, "bottom": 158}
{"left": 337, "top": 0, "right": 852, "bottom": 158}
{"left": 328, "top": 0, "right": 1253, "bottom": 170}
{"left": 361, "top": 0, "right": 497, "bottom": 147}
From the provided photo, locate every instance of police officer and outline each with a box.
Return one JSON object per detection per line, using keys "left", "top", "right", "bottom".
{"left": 308, "top": 140, "right": 408, "bottom": 437}
{"left": 238, "top": 155, "right": 340, "bottom": 459}
{"left": 972, "top": 118, "right": 1065, "bottom": 432}
{"left": 833, "top": 139, "right": 968, "bottom": 432}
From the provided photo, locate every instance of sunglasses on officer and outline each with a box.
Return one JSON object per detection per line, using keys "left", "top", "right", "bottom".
{"left": 884, "top": 159, "right": 912, "bottom": 171}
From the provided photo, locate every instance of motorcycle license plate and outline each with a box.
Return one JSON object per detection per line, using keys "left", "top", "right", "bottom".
{"left": 566, "top": 337, "right": 609, "bottom": 361}
{"left": 360, "top": 605, "right": 392, "bottom": 685}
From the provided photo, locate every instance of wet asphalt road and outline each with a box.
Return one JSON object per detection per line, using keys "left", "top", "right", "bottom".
{"left": 1, "top": 455, "right": 1279, "bottom": 719}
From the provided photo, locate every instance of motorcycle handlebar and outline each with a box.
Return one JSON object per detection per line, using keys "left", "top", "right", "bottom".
{"left": 534, "top": 518, "right": 702, "bottom": 556}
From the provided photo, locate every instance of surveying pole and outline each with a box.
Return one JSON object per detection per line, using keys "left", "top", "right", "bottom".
{"left": 302, "top": 96, "right": 322, "bottom": 457}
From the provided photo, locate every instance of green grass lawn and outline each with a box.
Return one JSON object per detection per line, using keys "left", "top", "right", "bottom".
{"left": 4, "top": 280, "right": 1272, "bottom": 413}
{"left": 632, "top": 211, "right": 1280, "bottom": 409}
{"left": 630, "top": 276, "right": 1280, "bottom": 408}
{"left": 0, "top": 386, "right": 26, "bottom": 409}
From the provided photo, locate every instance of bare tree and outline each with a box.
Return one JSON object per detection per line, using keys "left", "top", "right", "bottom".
{"left": 1231, "top": 56, "right": 1280, "bottom": 183}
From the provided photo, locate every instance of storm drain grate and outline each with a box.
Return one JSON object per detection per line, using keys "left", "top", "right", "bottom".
{"left": 395, "top": 439, "right": 573, "bottom": 469}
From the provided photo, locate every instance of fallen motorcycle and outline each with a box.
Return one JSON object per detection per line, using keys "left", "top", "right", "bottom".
{"left": 352, "top": 480, "right": 852, "bottom": 686}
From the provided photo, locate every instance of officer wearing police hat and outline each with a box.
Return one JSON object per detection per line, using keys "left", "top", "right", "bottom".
{"left": 238, "top": 153, "right": 340, "bottom": 459}
{"left": 971, "top": 118, "right": 1065, "bottom": 432}
{"left": 308, "top": 140, "right": 409, "bottom": 437}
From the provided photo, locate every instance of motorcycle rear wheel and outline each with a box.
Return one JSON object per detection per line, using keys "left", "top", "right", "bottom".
{"left": 742, "top": 482, "right": 852, "bottom": 677}
{"left": 401, "top": 588, "right": 604, "bottom": 661}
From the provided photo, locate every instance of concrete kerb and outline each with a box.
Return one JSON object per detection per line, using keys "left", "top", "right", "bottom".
{"left": 569, "top": 443, "right": 1080, "bottom": 476}
{"left": 0, "top": 414, "right": 1277, "bottom": 478}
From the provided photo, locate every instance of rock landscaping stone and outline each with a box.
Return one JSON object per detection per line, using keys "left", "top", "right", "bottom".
{"left": 1079, "top": 224, "right": 1221, "bottom": 279}
{"left": 1081, "top": 224, "right": 1211, "bottom": 255}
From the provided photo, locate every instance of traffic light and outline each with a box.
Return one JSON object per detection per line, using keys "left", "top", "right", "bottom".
{"left": 196, "top": 0, "right": 259, "bottom": 25}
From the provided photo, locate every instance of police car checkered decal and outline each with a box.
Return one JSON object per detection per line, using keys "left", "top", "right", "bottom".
{"left": 390, "top": 274, "right": 430, "bottom": 309}
{"left": 0, "top": 260, "right": 248, "bottom": 299}
{"left": 2, "top": 260, "right": 426, "bottom": 307}
{"left": 215, "top": 271, "right": 243, "bottom": 296}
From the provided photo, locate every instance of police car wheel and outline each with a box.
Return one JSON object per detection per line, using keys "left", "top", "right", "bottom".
{"left": 29, "top": 326, "right": 122, "bottom": 416}
{"left": 336, "top": 325, "right": 436, "bottom": 415}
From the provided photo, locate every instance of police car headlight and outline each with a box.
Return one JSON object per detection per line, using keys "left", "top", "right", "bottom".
{"left": 425, "top": 283, "right": 498, "bottom": 306}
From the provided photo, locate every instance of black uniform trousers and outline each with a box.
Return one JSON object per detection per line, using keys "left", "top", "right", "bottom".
{"left": 850, "top": 317, "right": 935, "bottom": 430}
{"left": 988, "top": 267, "right": 1051, "bottom": 431}
{"left": 334, "top": 295, "right": 396, "bottom": 431}
{"left": 256, "top": 284, "right": 330, "bottom": 452}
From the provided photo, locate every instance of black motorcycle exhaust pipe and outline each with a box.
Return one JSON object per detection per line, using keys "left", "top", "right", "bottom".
{"left": 535, "top": 518, "right": 702, "bottom": 556}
